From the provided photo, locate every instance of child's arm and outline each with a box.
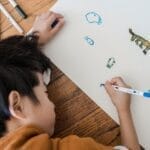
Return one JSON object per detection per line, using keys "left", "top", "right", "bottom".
{"left": 29, "top": 11, "right": 65, "bottom": 45}
{"left": 105, "top": 77, "right": 141, "bottom": 150}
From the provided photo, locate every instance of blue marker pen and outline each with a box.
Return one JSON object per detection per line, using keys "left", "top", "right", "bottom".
{"left": 100, "top": 84, "right": 150, "bottom": 98}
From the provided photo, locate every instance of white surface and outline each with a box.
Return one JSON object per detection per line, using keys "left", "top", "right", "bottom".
{"left": 44, "top": 0, "right": 150, "bottom": 148}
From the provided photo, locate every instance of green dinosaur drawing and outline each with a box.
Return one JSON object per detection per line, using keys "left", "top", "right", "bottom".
{"left": 129, "top": 28, "right": 150, "bottom": 55}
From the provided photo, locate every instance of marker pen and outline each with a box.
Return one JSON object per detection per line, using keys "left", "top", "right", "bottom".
{"left": 100, "top": 84, "right": 150, "bottom": 98}
{"left": 8, "top": 0, "right": 27, "bottom": 19}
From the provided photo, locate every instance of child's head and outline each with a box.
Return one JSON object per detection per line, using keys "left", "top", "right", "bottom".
{"left": 0, "top": 35, "right": 55, "bottom": 137}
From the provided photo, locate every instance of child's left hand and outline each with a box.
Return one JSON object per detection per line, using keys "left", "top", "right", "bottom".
{"left": 31, "top": 11, "right": 65, "bottom": 45}
{"left": 104, "top": 77, "right": 131, "bottom": 113}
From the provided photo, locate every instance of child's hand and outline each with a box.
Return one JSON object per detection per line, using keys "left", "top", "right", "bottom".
{"left": 105, "top": 77, "right": 131, "bottom": 113}
{"left": 31, "top": 11, "right": 65, "bottom": 45}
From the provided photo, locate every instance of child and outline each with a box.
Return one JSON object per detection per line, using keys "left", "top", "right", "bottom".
{"left": 0, "top": 12, "right": 141, "bottom": 150}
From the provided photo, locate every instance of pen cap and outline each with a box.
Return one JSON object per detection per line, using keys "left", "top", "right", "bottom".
{"left": 16, "top": 5, "right": 27, "bottom": 19}
{"left": 143, "top": 92, "right": 150, "bottom": 98}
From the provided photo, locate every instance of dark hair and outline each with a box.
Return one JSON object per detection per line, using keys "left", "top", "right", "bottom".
{"left": 0, "top": 35, "right": 51, "bottom": 137}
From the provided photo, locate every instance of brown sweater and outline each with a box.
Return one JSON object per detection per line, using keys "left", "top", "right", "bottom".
{"left": 0, "top": 125, "right": 113, "bottom": 150}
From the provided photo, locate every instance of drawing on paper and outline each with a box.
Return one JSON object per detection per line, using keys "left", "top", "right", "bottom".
{"left": 84, "top": 36, "right": 95, "bottom": 46}
{"left": 106, "top": 57, "right": 116, "bottom": 69}
{"left": 129, "top": 28, "right": 150, "bottom": 55}
{"left": 100, "top": 83, "right": 105, "bottom": 87}
{"left": 85, "top": 11, "right": 102, "bottom": 25}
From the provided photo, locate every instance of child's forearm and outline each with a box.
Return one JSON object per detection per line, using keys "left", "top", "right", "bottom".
{"left": 117, "top": 109, "right": 140, "bottom": 150}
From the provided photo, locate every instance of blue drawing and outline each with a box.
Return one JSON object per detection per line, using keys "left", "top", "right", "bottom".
{"left": 85, "top": 11, "right": 102, "bottom": 25}
{"left": 106, "top": 57, "right": 116, "bottom": 69}
{"left": 84, "top": 36, "right": 95, "bottom": 46}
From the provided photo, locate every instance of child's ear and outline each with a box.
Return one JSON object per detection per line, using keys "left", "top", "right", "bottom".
{"left": 8, "top": 91, "right": 26, "bottom": 120}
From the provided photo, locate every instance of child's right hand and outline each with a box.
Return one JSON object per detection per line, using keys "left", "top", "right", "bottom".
{"left": 31, "top": 11, "right": 65, "bottom": 45}
{"left": 104, "top": 77, "right": 131, "bottom": 113}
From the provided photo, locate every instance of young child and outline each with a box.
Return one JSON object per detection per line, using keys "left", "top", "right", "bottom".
{"left": 0, "top": 12, "right": 141, "bottom": 150}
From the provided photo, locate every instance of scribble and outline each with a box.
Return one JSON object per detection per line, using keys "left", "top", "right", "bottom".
{"left": 85, "top": 11, "right": 102, "bottom": 25}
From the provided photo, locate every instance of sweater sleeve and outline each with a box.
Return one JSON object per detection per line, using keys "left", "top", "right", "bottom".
{"left": 55, "top": 135, "right": 113, "bottom": 150}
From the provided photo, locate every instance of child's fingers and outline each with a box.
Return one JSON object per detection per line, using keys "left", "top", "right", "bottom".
{"left": 111, "top": 77, "right": 126, "bottom": 86}
{"left": 50, "top": 18, "right": 65, "bottom": 36}
{"left": 47, "top": 13, "right": 64, "bottom": 28}
{"left": 111, "top": 76, "right": 123, "bottom": 82}
{"left": 47, "top": 14, "right": 58, "bottom": 26}
{"left": 40, "top": 11, "right": 53, "bottom": 19}
{"left": 105, "top": 80, "right": 116, "bottom": 97}
{"left": 54, "top": 13, "right": 64, "bottom": 19}
{"left": 111, "top": 77, "right": 131, "bottom": 88}
{"left": 48, "top": 11, "right": 64, "bottom": 18}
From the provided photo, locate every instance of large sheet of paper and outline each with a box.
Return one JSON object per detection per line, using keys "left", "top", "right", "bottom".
{"left": 44, "top": 0, "right": 150, "bottom": 148}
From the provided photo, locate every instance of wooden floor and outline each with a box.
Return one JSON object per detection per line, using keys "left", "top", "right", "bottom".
{"left": 0, "top": 0, "right": 121, "bottom": 146}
